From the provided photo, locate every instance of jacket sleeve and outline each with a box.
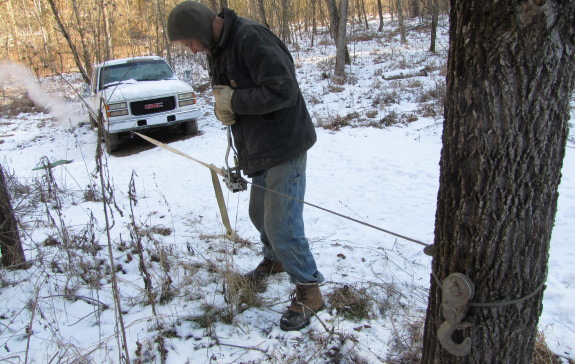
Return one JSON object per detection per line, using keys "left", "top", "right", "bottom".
{"left": 231, "top": 29, "right": 299, "bottom": 116}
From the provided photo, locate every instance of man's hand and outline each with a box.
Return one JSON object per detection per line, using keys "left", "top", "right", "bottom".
{"left": 213, "top": 85, "right": 235, "bottom": 125}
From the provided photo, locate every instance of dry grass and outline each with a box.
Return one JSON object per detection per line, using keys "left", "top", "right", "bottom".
{"left": 327, "top": 284, "right": 371, "bottom": 321}
{"left": 223, "top": 270, "right": 263, "bottom": 309}
{"left": 533, "top": 331, "right": 568, "bottom": 364}
{"left": 1, "top": 90, "right": 48, "bottom": 117}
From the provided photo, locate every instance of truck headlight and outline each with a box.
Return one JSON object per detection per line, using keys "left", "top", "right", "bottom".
{"left": 105, "top": 102, "right": 128, "bottom": 117}
{"left": 178, "top": 92, "right": 196, "bottom": 106}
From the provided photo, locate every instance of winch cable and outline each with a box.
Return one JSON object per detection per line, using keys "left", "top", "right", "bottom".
{"left": 132, "top": 132, "right": 431, "bottom": 250}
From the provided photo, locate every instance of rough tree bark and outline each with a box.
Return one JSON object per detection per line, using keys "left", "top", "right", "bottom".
{"left": 325, "top": 0, "right": 351, "bottom": 64}
{"left": 377, "top": 0, "right": 384, "bottom": 32}
{"left": 428, "top": 0, "right": 438, "bottom": 53}
{"left": 421, "top": 1, "right": 575, "bottom": 363}
{"left": 0, "top": 164, "right": 26, "bottom": 269}
{"left": 280, "top": 0, "right": 292, "bottom": 43}
{"left": 413, "top": 0, "right": 422, "bottom": 18}
{"left": 335, "top": 0, "right": 349, "bottom": 77}
{"left": 396, "top": 0, "right": 407, "bottom": 44}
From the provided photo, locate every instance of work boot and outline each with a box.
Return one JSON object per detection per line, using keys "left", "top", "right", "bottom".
{"left": 280, "top": 282, "right": 325, "bottom": 331}
{"left": 244, "top": 257, "right": 285, "bottom": 282}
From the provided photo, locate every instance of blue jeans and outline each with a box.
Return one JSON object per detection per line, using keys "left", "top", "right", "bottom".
{"left": 249, "top": 152, "right": 324, "bottom": 284}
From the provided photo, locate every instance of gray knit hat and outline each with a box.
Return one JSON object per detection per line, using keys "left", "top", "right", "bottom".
{"left": 167, "top": 1, "right": 217, "bottom": 49}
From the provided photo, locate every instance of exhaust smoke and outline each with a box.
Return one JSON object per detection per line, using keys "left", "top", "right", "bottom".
{"left": 0, "top": 61, "right": 79, "bottom": 124}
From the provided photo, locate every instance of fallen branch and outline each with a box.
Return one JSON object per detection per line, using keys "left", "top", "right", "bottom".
{"left": 383, "top": 68, "right": 429, "bottom": 80}
{"left": 42, "top": 294, "right": 110, "bottom": 309}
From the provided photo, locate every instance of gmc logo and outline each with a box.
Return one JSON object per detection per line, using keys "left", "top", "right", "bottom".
{"left": 144, "top": 102, "right": 163, "bottom": 110}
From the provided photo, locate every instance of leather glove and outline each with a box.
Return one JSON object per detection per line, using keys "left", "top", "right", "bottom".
{"left": 214, "top": 108, "right": 235, "bottom": 125}
{"left": 213, "top": 85, "right": 235, "bottom": 125}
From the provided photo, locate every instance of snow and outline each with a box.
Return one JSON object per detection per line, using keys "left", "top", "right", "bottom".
{"left": 0, "top": 18, "right": 574, "bottom": 363}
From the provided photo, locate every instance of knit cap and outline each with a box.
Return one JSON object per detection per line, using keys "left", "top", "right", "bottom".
{"left": 167, "top": 1, "right": 217, "bottom": 49}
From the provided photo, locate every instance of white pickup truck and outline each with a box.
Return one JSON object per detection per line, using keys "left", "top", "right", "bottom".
{"left": 86, "top": 56, "right": 201, "bottom": 153}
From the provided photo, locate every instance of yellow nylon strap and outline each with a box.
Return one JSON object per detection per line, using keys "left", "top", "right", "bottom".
{"left": 132, "top": 132, "right": 233, "bottom": 237}
{"left": 210, "top": 167, "right": 234, "bottom": 237}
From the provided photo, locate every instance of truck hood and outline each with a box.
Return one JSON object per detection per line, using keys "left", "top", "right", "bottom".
{"left": 101, "top": 79, "right": 194, "bottom": 102}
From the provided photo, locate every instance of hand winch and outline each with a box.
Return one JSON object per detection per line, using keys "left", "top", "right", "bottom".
{"left": 223, "top": 126, "right": 248, "bottom": 193}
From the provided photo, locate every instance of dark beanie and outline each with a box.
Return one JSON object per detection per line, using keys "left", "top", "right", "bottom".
{"left": 167, "top": 1, "right": 217, "bottom": 49}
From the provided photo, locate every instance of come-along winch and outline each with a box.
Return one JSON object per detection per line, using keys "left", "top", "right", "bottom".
{"left": 222, "top": 125, "right": 248, "bottom": 193}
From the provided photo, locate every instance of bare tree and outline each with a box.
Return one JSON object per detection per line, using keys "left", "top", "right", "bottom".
{"left": 71, "top": 0, "right": 92, "bottom": 78}
{"left": 421, "top": 1, "right": 575, "bottom": 363}
{"left": 99, "top": 0, "right": 113, "bottom": 61}
{"left": 396, "top": 0, "right": 407, "bottom": 43}
{"left": 335, "top": 0, "right": 349, "bottom": 77}
{"left": 257, "top": 0, "right": 270, "bottom": 28}
{"left": 325, "top": 0, "right": 351, "bottom": 64}
{"left": 0, "top": 164, "right": 26, "bottom": 269}
{"left": 411, "top": 0, "right": 420, "bottom": 18}
{"left": 46, "top": 0, "right": 90, "bottom": 83}
{"left": 358, "top": 0, "right": 369, "bottom": 29}
{"left": 377, "top": 0, "right": 384, "bottom": 31}
{"left": 208, "top": 0, "right": 219, "bottom": 12}
{"left": 428, "top": 0, "right": 438, "bottom": 52}
{"left": 280, "top": 0, "right": 292, "bottom": 43}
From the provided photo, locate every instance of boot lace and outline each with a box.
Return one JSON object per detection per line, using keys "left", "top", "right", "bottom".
{"left": 289, "top": 286, "right": 307, "bottom": 306}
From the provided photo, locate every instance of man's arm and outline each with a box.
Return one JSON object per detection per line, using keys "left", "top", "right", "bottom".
{"left": 231, "top": 29, "right": 299, "bottom": 116}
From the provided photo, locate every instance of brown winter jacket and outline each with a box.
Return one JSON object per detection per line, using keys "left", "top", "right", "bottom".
{"left": 209, "top": 8, "right": 316, "bottom": 176}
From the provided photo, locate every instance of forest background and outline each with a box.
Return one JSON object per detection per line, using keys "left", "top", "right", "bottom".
{"left": 0, "top": 0, "right": 446, "bottom": 80}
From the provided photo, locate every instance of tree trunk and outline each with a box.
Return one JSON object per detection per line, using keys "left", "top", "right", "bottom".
{"left": 208, "top": 0, "right": 218, "bottom": 12}
{"left": 428, "top": 0, "right": 438, "bottom": 53}
{"left": 257, "top": 0, "right": 270, "bottom": 28}
{"left": 325, "top": 0, "right": 351, "bottom": 64}
{"left": 325, "top": 0, "right": 339, "bottom": 39}
{"left": 396, "top": 0, "right": 407, "bottom": 44}
{"left": 421, "top": 1, "right": 575, "bottom": 363}
{"left": 0, "top": 164, "right": 26, "bottom": 269}
{"left": 280, "top": 0, "right": 291, "bottom": 43}
{"left": 46, "top": 0, "right": 90, "bottom": 83}
{"left": 71, "top": 0, "right": 92, "bottom": 79}
{"left": 411, "top": 0, "right": 420, "bottom": 18}
{"left": 377, "top": 0, "right": 384, "bottom": 32}
{"left": 99, "top": 0, "right": 113, "bottom": 60}
{"left": 334, "top": 0, "right": 349, "bottom": 77}
{"left": 359, "top": 0, "right": 369, "bottom": 29}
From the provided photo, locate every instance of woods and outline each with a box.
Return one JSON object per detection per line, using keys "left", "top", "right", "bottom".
{"left": 1, "top": 0, "right": 447, "bottom": 80}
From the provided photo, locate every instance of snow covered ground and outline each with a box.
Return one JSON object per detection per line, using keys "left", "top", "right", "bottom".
{"left": 0, "top": 18, "right": 573, "bottom": 363}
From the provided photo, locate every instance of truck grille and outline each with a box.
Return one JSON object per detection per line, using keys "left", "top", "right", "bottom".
{"left": 131, "top": 96, "right": 176, "bottom": 116}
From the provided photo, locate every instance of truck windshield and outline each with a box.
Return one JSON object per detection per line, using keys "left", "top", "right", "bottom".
{"left": 99, "top": 60, "right": 176, "bottom": 90}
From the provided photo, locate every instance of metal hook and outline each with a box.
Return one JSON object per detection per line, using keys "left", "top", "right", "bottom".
{"left": 438, "top": 321, "right": 473, "bottom": 356}
{"left": 437, "top": 273, "right": 475, "bottom": 356}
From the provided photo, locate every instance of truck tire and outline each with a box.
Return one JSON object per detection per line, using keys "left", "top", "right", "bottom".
{"left": 184, "top": 119, "right": 199, "bottom": 135}
{"left": 104, "top": 132, "right": 120, "bottom": 153}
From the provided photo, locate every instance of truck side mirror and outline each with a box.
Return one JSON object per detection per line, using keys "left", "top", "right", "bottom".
{"left": 82, "top": 84, "right": 91, "bottom": 98}
{"left": 182, "top": 70, "right": 192, "bottom": 83}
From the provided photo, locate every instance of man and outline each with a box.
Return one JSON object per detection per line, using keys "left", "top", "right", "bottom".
{"left": 167, "top": 1, "right": 324, "bottom": 331}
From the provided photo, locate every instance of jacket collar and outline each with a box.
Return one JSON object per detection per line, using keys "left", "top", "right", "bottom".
{"left": 215, "top": 8, "right": 237, "bottom": 51}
